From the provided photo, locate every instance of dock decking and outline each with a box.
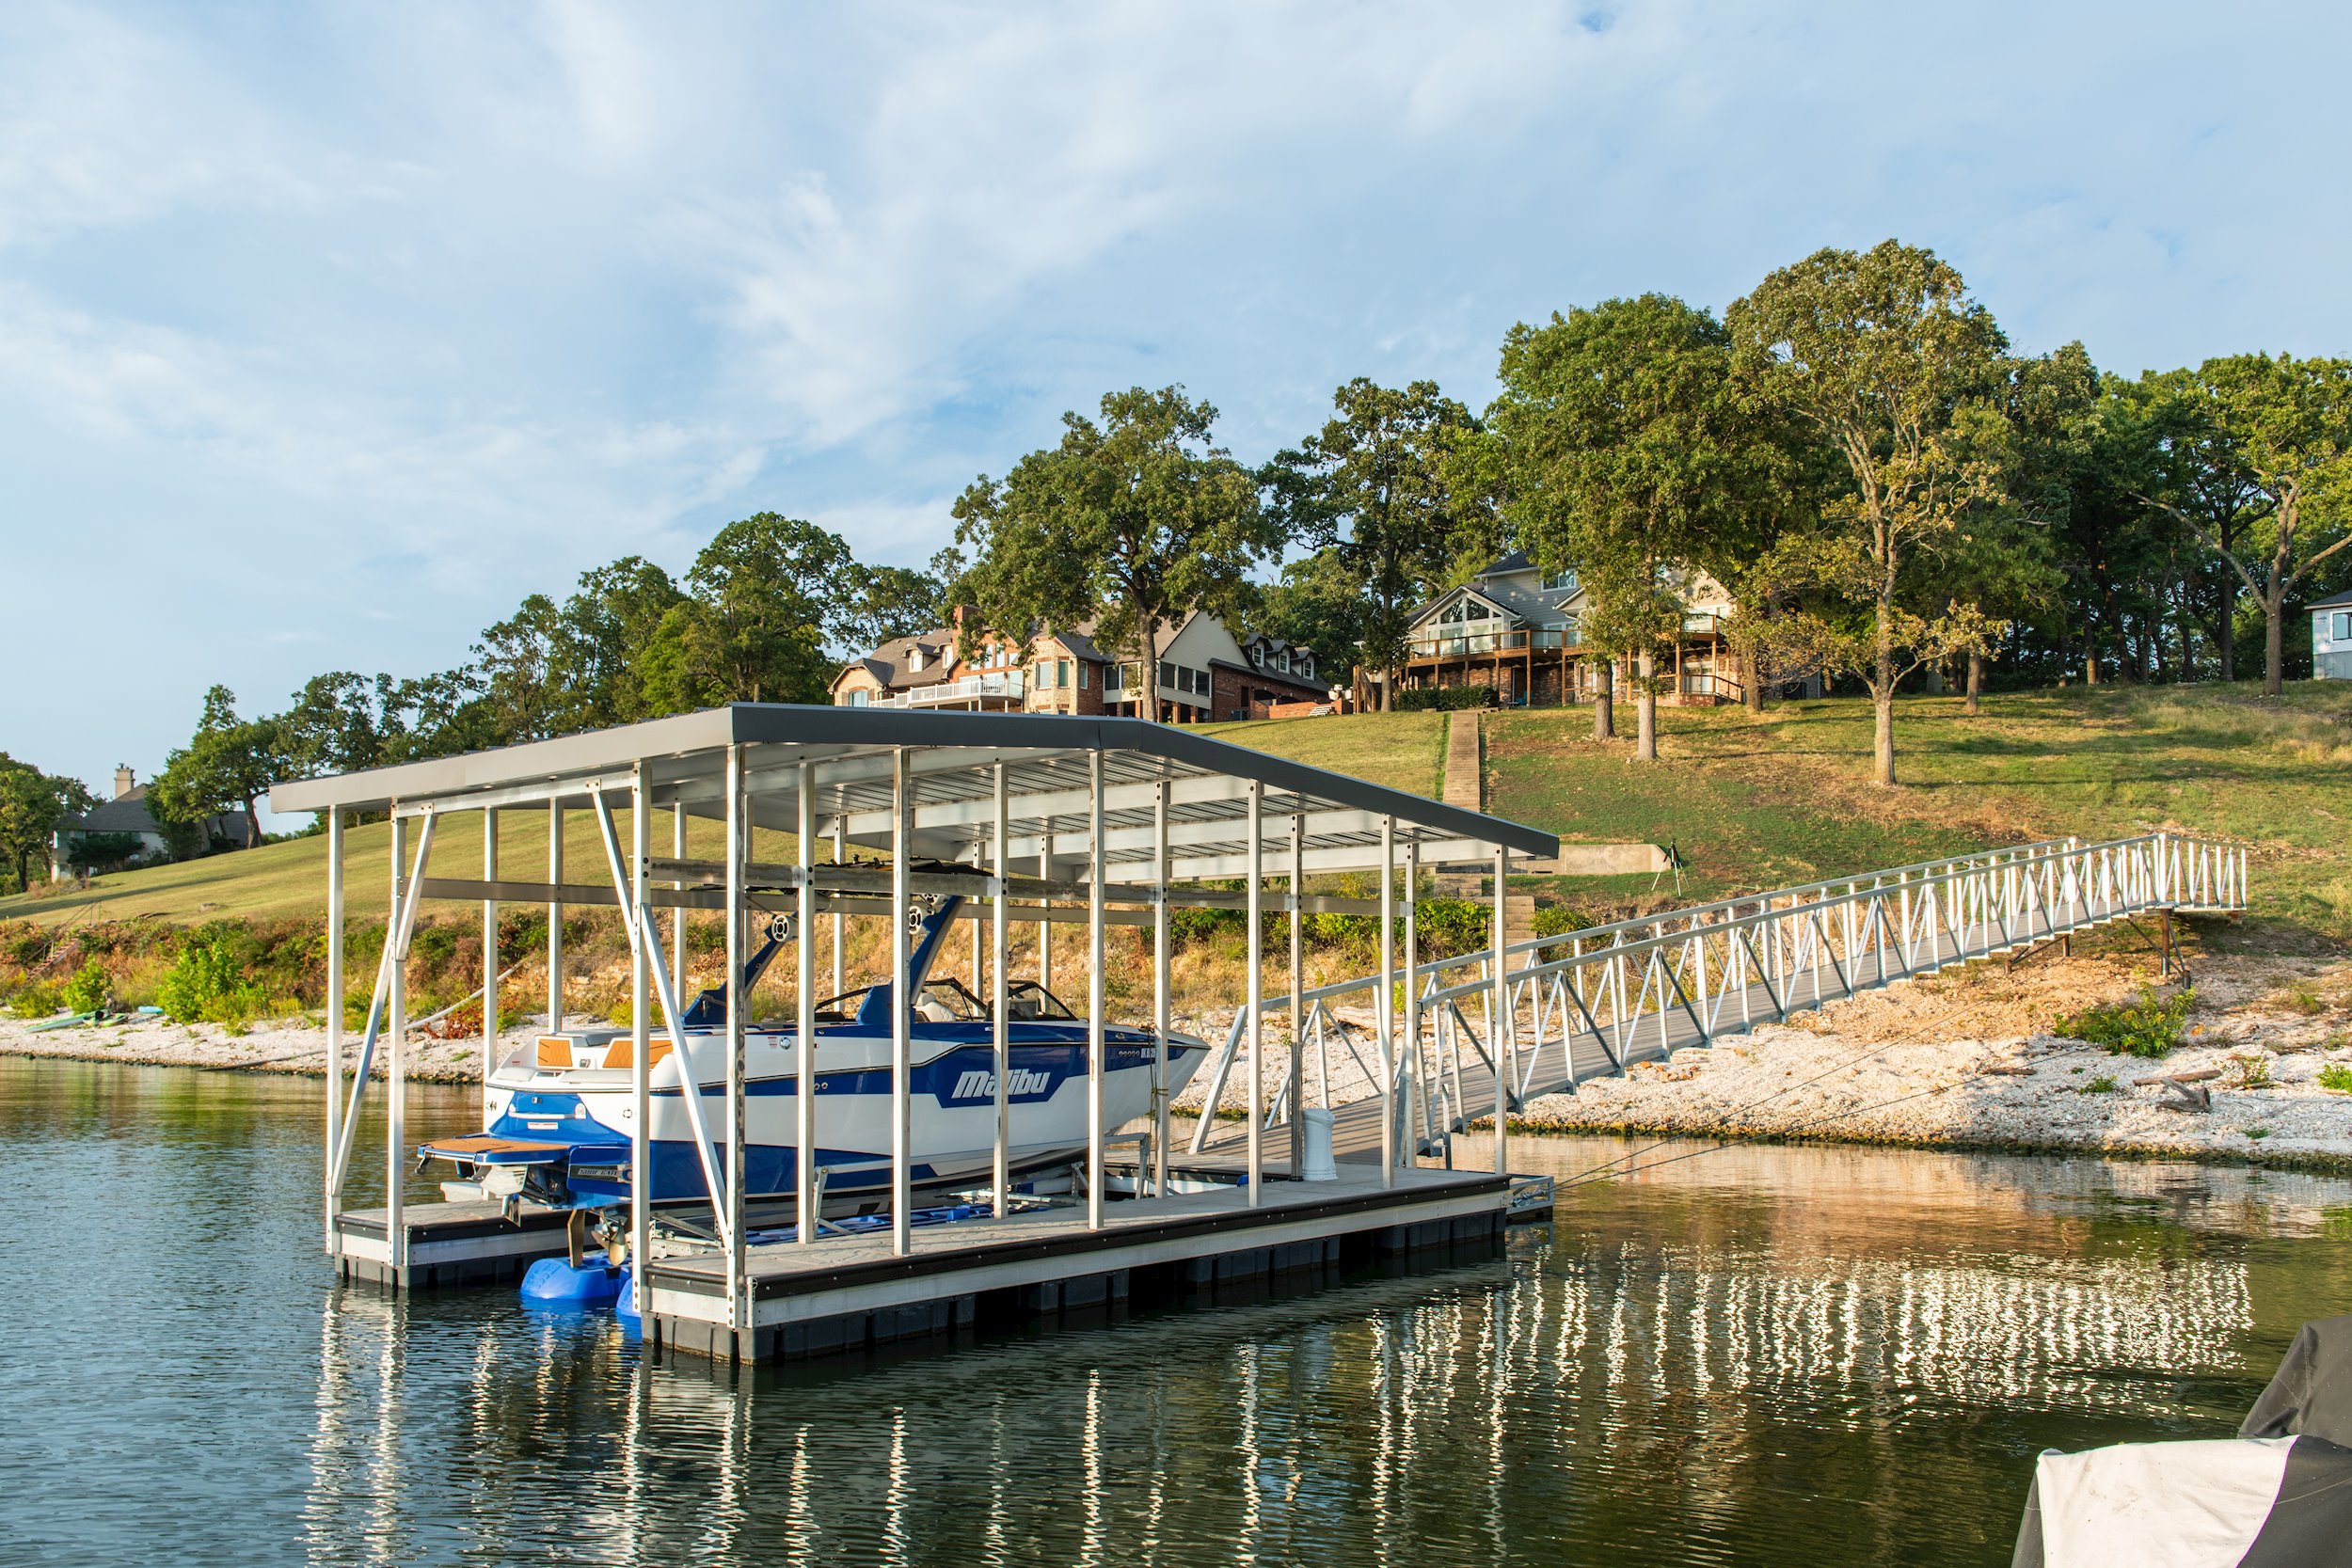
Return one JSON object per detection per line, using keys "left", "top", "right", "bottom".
{"left": 643, "top": 1165, "right": 1512, "bottom": 1362}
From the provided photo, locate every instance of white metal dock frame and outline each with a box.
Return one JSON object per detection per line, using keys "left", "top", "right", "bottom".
{"left": 270, "top": 704, "right": 1560, "bottom": 1330}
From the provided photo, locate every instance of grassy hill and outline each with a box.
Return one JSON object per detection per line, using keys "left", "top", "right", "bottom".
{"left": 1222, "top": 685, "right": 2352, "bottom": 942}
{"left": 8, "top": 684, "right": 2349, "bottom": 942}
{"left": 0, "top": 810, "right": 813, "bottom": 929}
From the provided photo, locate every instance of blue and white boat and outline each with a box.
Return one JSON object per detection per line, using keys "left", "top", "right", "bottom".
{"left": 421, "top": 895, "right": 1210, "bottom": 1214}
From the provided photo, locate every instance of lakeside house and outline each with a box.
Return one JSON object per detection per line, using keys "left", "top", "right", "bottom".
{"left": 2314, "top": 587, "right": 2352, "bottom": 680}
{"left": 49, "top": 766, "right": 251, "bottom": 879}
{"left": 1379, "top": 552, "right": 1747, "bottom": 709}
{"left": 831, "top": 608, "right": 1331, "bottom": 721}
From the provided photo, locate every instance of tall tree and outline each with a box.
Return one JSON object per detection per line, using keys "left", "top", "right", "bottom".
{"left": 2136, "top": 354, "right": 2352, "bottom": 695}
{"left": 1251, "top": 546, "right": 1369, "bottom": 682}
{"left": 955, "top": 386, "right": 1274, "bottom": 721}
{"left": 1728, "top": 241, "right": 2010, "bottom": 785}
{"left": 641, "top": 514, "right": 854, "bottom": 709}
{"left": 278, "top": 672, "right": 387, "bottom": 777}
{"left": 0, "top": 754, "right": 93, "bottom": 892}
{"left": 1940, "top": 347, "right": 2085, "bottom": 711}
{"left": 1488, "top": 294, "right": 1782, "bottom": 759}
{"left": 841, "top": 562, "right": 947, "bottom": 655}
{"left": 1268, "top": 380, "right": 1486, "bottom": 711}
{"left": 563, "top": 555, "right": 687, "bottom": 726}
{"left": 2122, "top": 368, "right": 2272, "bottom": 683}
{"left": 149, "top": 687, "right": 284, "bottom": 849}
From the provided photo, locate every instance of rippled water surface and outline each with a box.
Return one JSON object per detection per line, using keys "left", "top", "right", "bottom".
{"left": 6, "top": 1055, "right": 2350, "bottom": 1566}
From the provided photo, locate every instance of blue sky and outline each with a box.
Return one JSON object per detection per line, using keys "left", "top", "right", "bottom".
{"left": 6, "top": 1, "right": 2346, "bottom": 809}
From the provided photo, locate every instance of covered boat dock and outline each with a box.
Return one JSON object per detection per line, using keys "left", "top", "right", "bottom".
{"left": 272, "top": 704, "right": 1558, "bottom": 1361}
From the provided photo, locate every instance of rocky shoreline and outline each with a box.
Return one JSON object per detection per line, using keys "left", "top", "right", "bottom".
{"left": 7, "top": 949, "right": 2347, "bottom": 1172}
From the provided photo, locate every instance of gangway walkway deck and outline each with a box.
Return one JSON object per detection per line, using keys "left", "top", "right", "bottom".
{"left": 1195, "top": 832, "right": 2246, "bottom": 1165}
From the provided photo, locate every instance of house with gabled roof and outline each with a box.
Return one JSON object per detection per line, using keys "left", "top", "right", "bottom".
{"left": 831, "top": 608, "right": 1329, "bottom": 721}
{"left": 1387, "top": 551, "right": 1743, "bottom": 709}
{"left": 48, "top": 765, "right": 251, "bottom": 879}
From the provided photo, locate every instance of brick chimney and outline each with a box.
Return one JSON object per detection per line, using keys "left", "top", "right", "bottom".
{"left": 115, "top": 765, "right": 135, "bottom": 800}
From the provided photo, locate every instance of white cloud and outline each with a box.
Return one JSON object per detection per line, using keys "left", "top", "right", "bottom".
{"left": 2, "top": 0, "right": 2348, "bottom": 790}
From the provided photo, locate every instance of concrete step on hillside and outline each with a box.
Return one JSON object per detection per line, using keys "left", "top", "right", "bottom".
{"left": 1442, "top": 712, "right": 1483, "bottom": 812}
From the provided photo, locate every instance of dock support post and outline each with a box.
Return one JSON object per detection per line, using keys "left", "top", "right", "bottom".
{"left": 1492, "top": 847, "right": 1509, "bottom": 1177}
{"left": 1404, "top": 839, "right": 1421, "bottom": 1153}
{"left": 1379, "top": 816, "right": 1396, "bottom": 1185}
{"left": 1087, "top": 750, "right": 1106, "bottom": 1232}
{"left": 1288, "top": 811, "right": 1305, "bottom": 1176}
{"left": 672, "top": 801, "right": 687, "bottom": 1005}
{"left": 891, "top": 748, "right": 914, "bottom": 1257}
{"left": 1247, "top": 779, "right": 1264, "bottom": 1206}
{"left": 547, "top": 800, "right": 564, "bottom": 1031}
{"left": 482, "top": 807, "right": 499, "bottom": 1116}
{"left": 992, "top": 765, "right": 1009, "bottom": 1217}
{"left": 1039, "top": 832, "right": 1053, "bottom": 988}
{"left": 1152, "top": 779, "right": 1170, "bottom": 1198}
{"left": 324, "top": 808, "right": 343, "bottom": 1252}
{"left": 725, "top": 744, "right": 746, "bottom": 1327}
{"left": 627, "top": 774, "right": 651, "bottom": 1293}
{"left": 831, "top": 817, "right": 845, "bottom": 1000}
{"left": 796, "top": 761, "right": 818, "bottom": 1246}
{"left": 388, "top": 810, "right": 408, "bottom": 1280}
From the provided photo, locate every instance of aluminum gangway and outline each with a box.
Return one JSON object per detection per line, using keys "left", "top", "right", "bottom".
{"left": 1194, "top": 832, "right": 2248, "bottom": 1166}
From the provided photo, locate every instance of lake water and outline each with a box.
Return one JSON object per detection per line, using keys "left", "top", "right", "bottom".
{"left": 5, "top": 1053, "right": 2346, "bottom": 1566}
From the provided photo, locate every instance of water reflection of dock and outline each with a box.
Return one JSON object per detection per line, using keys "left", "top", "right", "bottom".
{"left": 300, "top": 1154, "right": 2265, "bottom": 1564}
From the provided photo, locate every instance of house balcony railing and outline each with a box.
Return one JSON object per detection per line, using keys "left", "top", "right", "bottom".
{"left": 864, "top": 672, "right": 1027, "bottom": 708}
{"left": 1408, "top": 613, "right": 1725, "bottom": 661}
{"left": 1408, "top": 626, "right": 1584, "bottom": 659}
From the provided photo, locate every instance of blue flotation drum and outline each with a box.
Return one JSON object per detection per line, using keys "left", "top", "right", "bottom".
{"left": 520, "top": 1250, "right": 625, "bottom": 1307}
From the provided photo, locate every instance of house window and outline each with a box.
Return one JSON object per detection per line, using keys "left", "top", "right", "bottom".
{"left": 849, "top": 689, "right": 868, "bottom": 707}
{"left": 1278, "top": 649, "right": 1291, "bottom": 673}
{"left": 2335, "top": 611, "right": 2352, "bottom": 641}
{"left": 1079, "top": 662, "right": 1089, "bottom": 690}
{"left": 1250, "top": 644, "right": 1263, "bottom": 669}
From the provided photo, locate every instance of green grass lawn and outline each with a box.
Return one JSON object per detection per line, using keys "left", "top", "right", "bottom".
{"left": 1196, "top": 711, "right": 1447, "bottom": 799}
{"left": 0, "top": 811, "right": 813, "bottom": 929}
{"left": 9, "top": 685, "right": 2347, "bottom": 943}
{"left": 1216, "top": 684, "right": 2352, "bottom": 940}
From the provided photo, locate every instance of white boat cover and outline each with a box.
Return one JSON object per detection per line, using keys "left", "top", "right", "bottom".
{"left": 2012, "top": 1315, "right": 2352, "bottom": 1567}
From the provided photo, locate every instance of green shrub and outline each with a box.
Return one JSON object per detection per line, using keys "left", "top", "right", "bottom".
{"left": 155, "top": 936, "right": 267, "bottom": 1025}
{"left": 7, "top": 979, "right": 60, "bottom": 1018}
{"left": 1414, "top": 898, "right": 1494, "bottom": 958}
{"left": 1393, "top": 685, "right": 1499, "bottom": 712}
{"left": 60, "top": 960, "right": 110, "bottom": 1015}
{"left": 2080, "top": 1073, "right": 2120, "bottom": 1094}
{"left": 2317, "top": 1064, "right": 2352, "bottom": 1094}
{"left": 2055, "top": 985, "right": 2195, "bottom": 1059}
{"left": 1531, "top": 906, "right": 1591, "bottom": 940}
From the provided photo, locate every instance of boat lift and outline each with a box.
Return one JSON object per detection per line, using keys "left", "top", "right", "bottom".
{"left": 271, "top": 705, "right": 1558, "bottom": 1352}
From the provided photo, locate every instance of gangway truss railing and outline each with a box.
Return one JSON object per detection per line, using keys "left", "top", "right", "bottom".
{"left": 1192, "top": 832, "right": 2247, "bottom": 1162}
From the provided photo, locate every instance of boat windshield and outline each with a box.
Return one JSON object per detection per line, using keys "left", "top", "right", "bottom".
{"left": 808, "top": 976, "right": 1074, "bottom": 1024}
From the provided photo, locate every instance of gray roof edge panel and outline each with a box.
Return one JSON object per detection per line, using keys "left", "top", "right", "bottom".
{"left": 267, "top": 707, "right": 745, "bottom": 814}
{"left": 269, "top": 703, "right": 1559, "bottom": 857}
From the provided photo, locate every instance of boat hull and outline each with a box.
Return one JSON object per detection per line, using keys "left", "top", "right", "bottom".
{"left": 438, "top": 1025, "right": 1210, "bottom": 1210}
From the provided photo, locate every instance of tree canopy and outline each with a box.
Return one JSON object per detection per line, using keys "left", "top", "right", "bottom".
{"left": 1488, "top": 293, "right": 1785, "bottom": 755}
{"left": 0, "top": 754, "right": 94, "bottom": 894}
{"left": 1266, "top": 379, "right": 1486, "bottom": 710}
{"left": 955, "top": 386, "right": 1274, "bottom": 721}
{"left": 1728, "top": 241, "right": 2010, "bottom": 784}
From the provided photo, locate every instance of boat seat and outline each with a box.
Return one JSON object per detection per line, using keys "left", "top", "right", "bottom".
{"left": 916, "top": 996, "right": 959, "bottom": 1022}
